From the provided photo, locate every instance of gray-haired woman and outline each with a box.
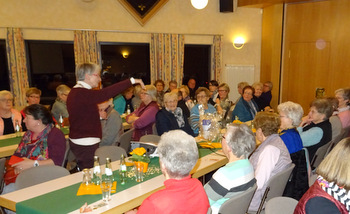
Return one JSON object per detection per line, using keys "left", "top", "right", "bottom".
{"left": 204, "top": 123, "right": 256, "bottom": 214}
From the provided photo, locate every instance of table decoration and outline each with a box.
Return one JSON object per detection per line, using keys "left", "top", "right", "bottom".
{"left": 129, "top": 147, "right": 150, "bottom": 173}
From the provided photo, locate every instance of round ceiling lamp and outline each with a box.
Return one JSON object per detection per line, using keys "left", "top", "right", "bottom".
{"left": 191, "top": 0, "right": 208, "bottom": 10}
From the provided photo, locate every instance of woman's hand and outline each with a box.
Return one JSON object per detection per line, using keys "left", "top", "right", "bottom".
{"left": 134, "top": 79, "right": 145, "bottom": 89}
{"left": 12, "top": 158, "right": 34, "bottom": 175}
{"left": 299, "top": 115, "right": 312, "bottom": 127}
{"left": 126, "top": 114, "right": 140, "bottom": 124}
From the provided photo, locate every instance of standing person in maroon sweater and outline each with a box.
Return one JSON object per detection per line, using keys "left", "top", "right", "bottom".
{"left": 67, "top": 63, "right": 144, "bottom": 170}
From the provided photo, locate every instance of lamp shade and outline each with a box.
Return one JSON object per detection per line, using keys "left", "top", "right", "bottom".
{"left": 191, "top": 0, "right": 208, "bottom": 10}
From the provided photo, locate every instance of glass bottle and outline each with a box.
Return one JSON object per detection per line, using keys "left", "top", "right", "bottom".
{"left": 104, "top": 157, "right": 114, "bottom": 181}
{"left": 15, "top": 120, "right": 21, "bottom": 137}
{"left": 92, "top": 156, "right": 101, "bottom": 185}
{"left": 58, "top": 114, "right": 64, "bottom": 128}
{"left": 119, "top": 154, "right": 127, "bottom": 185}
{"left": 126, "top": 104, "right": 131, "bottom": 115}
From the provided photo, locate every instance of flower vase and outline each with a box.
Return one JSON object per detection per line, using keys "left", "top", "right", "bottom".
{"left": 134, "top": 161, "right": 148, "bottom": 173}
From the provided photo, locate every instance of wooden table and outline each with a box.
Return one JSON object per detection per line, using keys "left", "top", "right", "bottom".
{"left": 0, "top": 148, "right": 227, "bottom": 214}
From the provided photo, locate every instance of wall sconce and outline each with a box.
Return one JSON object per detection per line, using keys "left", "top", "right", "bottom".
{"left": 233, "top": 37, "right": 245, "bottom": 49}
{"left": 191, "top": 0, "right": 208, "bottom": 10}
{"left": 122, "top": 52, "right": 129, "bottom": 59}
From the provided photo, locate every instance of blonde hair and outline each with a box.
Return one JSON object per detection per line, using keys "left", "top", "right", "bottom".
{"left": 144, "top": 85, "right": 157, "bottom": 101}
{"left": 0, "top": 90, "right": 13, "bottom": 100}
{"left": 218, "top": 83, "right": 230, "bottom": 93}
{"left": 253, "top": 112, "right": 280, "bottom": 137}
{"left": 25, "top": 87, "right": 41, "bottom": 97}
{"left": 317, "top": 137, "right": 350, "bottom": 190}
{"left": 164, "top": 92, "right": 178, "bottom": 103}
{"left": 252, "top": 82, "right": 263, "bottom": 90}
{"left": 179, "top": 85, "right": 190, "bottom": 97}
{"left": 56, "top": 84, "right": 70, "bottom": 96}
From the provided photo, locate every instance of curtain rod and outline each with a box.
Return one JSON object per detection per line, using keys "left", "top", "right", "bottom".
{"left": 0, "top": 26, "right": 223, "bottom": 37}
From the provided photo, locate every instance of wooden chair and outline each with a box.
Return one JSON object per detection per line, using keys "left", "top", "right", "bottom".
{"left": 207, "top": 183, "right": 257, "bottom": 214}
{"left": 94, "top": 146, "right": 127, "bottom": 164}
{"left": 255, "top": 164, "right": 295, "bottom": 214}
{"left": 14, "top": 165, "right": 70, "bottom": 190}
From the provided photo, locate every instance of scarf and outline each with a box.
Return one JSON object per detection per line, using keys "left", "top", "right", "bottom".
{"left": 15, "top": 124, "right": 52, "bottom": 160}
{"left": 173, "top": 107, "right": 185, "bottom": 128}
{"left": 318, "top": 175, "right": 350, "bottom": 212}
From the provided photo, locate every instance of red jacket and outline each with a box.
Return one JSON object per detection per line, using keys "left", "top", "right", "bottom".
{"left": 294, "top": 180, "right": 347, "bottom": 214}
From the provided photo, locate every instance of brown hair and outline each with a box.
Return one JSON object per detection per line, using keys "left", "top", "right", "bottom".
{"left": 253, "top": 112, "right": 280, "bottom": 137}
{"left": 195, "top": 87, "right": 210, "bottom": 97}
{"left": 310, "top": 98, "right": 333, "bottom": 119}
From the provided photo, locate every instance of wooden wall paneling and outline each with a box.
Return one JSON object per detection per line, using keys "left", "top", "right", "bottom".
{"left": 260, "top": 4, "right": 283, "bottom": 110}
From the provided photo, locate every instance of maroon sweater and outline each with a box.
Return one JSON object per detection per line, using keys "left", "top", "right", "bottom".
{"left": 67, "top": 79, "right": 132, "bottom": 140}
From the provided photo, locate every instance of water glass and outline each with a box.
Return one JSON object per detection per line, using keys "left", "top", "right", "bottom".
{"left": 82, "top": 169, "right": 92, "bottom": 186}
{"left": 134, "top": 163, "right": 144, "bottom": 182}
{"left": 100, "top": 178, "right": 112, "bottom": 202}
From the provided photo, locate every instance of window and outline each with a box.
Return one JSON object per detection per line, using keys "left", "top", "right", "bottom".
{"left": 183, "top": 44, "right": 211, "bottom": 87}
{"left": 0, "top": 40, "right": 10, "bottom": 91}
{"left": 26, "top": 41, "right": 75, "bottom": 105}
{"left": 100, "top": 43, "right": 150, "bottom": 87}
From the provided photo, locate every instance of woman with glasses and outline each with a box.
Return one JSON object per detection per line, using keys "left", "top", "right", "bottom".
{"left": 0, "top": 90, "right": 23, "bottom": 136}
{"left": 189, "top": 87, "right": 216, "bottom": 136}
{"left": 215, "top": 83, "right": 232, "bottom": 120}
{"left": 126, "top": 85, "right": 159, "bottom": 140}
{"left": 156, "top": 92, "right": 194, "bottom": 136}
{"left": 232, "top": 85, "right": 259, "bottom": 122}
{"left": 51, "top": 84, "right": 70, "bottom": 124}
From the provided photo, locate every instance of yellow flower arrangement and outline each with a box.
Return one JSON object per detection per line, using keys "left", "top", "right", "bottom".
{"left": 130, "top": 147, "right": 147, "bottom": 156}
{"left": 130, "top": 147, "right": 150, "bottom": 163}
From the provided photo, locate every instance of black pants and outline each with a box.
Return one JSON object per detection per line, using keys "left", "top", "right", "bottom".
{"left": 69, "top": 140, "right": 99, "bottom": 170}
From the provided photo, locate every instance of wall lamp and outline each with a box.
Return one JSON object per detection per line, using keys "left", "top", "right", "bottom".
{"left": 122, "top": 52, "right": 129, "bottom": 59}
{"left": 233, "top": 37, "right": 245, "bottom": 49}
{"left": 191, "top": 0, "right": 208, "bottom": 10}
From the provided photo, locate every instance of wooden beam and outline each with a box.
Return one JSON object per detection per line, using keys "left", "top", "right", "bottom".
{"left": 237, "top": 0, "right": 314, "bottom": 8}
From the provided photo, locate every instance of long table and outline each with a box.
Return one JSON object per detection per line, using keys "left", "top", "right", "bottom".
{"left": 0, "top": 147, "right": 227, "bottom": 214}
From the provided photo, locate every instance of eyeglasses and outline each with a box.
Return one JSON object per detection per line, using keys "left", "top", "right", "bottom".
{"left": 91, "top": 73, "right": 100, "bottom": 78}
{"left": 0, "top": 99, "right": 13, "bottom": 103}
{"left": 218, "top": 90, "right": 228, "bottom": 92}
{"left": 196, "top": 95, "right": 207, "bottom": 99}
{"left": 29, "top": 95, "right": 40, "bottom": 99}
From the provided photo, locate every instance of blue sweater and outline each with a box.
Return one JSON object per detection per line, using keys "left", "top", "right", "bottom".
{"left": 280, "top": 128, "right": 303, "bottom": 154}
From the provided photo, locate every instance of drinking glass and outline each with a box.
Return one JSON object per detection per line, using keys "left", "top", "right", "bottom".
{"left": 82, "top": 169, "right": 92, "bottom": 186}
{"left": 134, "top": 163, "right": 144, "bottom": 182}
{"left": 100, "top": 178, "right": 112, "bottom": 202}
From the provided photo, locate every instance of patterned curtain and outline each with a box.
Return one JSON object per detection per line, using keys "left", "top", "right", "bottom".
{"left": 6, "top": 28, "right": 29, "bottom": 107}
{"left": 213, "top": 35, "right": 223, "bottom": 82}
{"left": 74, "top": 30, "right": 100, "bottom": 65}
{"left": 150, "top": 33, "right": 185, "bottom": 86}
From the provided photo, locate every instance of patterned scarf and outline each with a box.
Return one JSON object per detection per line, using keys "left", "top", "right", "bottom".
{"left": 15, "top": 124, "right": 52, "bottom": 160}
{"left": 173, "top": 107, "right": 185, "bottom": 128}
{"left": 318, "top": 175, "right": 350, "bottom": 212}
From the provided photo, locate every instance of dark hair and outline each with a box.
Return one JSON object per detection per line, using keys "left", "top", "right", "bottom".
{"left": 24, "top": 104, "right": 53, "bottom": 125}
{"left": 242, "top": 85, "right": 255, "bottom": 95}
{"left": 154, "top": 79, "right": 165, "bottom": 87}
{"left": 310, "top": 98, "right": 333, "bottom": 120}
{"left": 209, "top": 80, "right": 219, "bottom": 87}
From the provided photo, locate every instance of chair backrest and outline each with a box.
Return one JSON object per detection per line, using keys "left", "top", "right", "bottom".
{"left": 95, "top": 146, "right": 127, "bottom": 165}
{"left": 62, "top": 139, "right": 70, "bottom": 167}
{"left": 218, "top": 183, "right": 257, "bottom": 214}
{"left": 152, "top": 123, "right": 158, "bottom": 136}
{"left": 14, "top": 165, "right": 70, "bottom": 190}
{"left": 265, "top": 197, "right": 298, "bottom": 214}
{"left": 118, "top": 128, "right": 134, "bottom": 153}
{"left": 0, "top": 158, "right": 6, "bottom": 193}
{"left": 310, "top": 141, "right": 332, "bottom": 169}
{"left": 256, "top": 164, "right": 295, "bottom": 214}
{"left": 140, "top": 134, "right": 161, "bottom": 143}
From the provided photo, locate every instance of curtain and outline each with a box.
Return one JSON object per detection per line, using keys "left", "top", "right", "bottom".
{"left": 213, "top": 35, "right": 223, "bottom": 82}
{"left": 74, "top": 30, "right": 100, "bottom": 65}
{"left": 150, "top": 33, "right": 185, "bottom": 86}
{"left": 6, "top": 28, "right": 29, "bottom": 107}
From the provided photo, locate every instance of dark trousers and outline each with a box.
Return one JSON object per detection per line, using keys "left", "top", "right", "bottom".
{"left": 69, "top": 140, "right": 99, "bottom": 170}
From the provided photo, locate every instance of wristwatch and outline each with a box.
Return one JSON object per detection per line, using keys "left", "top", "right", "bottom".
{"left": 34, "top": 160, "right": 39, "bottom": 167}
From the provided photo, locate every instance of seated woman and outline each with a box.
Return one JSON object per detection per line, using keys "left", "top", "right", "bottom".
{"left": 252, "top": 82, "right": 266, "bottom": 111}
{"left": 215, "top": 83, "right": 232, "bottom": 120}
{"left": 51, "top": 84, "right": 70, "bottom": 125}
{"left": 232, "top": 85, "right": 259, "bottom": 122}
{"left": 21, "top": 87, "right": 41, "bottom": 117}
{"left": 179, "top": 85, "right": 195, "bottom": 111}
{"left": 278, "top": 101, "right": 304, "bottom": 154}
{"left": 113, "top": 86, "right": 134, "bottom": 115}
{"left": 131, "top": 84, "right": 142, "bottom": 110}
{"left": 126, "top": 85, "right": 159, "bottom": 141}
{"left": 189, "top": 87, "right": 216, "bottom": 136}
{"left": 154, "top": 79, "right": 165, "bottom": 107}
{"left": 156, "top": 92, "right": 194, "bottom": 136}
{"left": 126, "top": 130, "right": 209, "bottom": 214}
{"left": 3, "top": 104, "right": 66, "bottom": 193}
{"left": 208, "top": 80, "right": 219, "bottom": 106}
{"left": 98, "top": 99, "right": 123, "bottom": 147}
{"left": 249, "top": 112, "right": 292, "bottom": 212}
{"left": 0, "top": 90, "right": 23, "bottom": 136}
{"left": 204, "top": 123, "right": 256, "bottom": 214}
{"left": 334, "top": 88, "right": 350, "bottom": 129}
{"left": 298, "top": 98, "right": 333, "bottom": 160}
{"left": 294, "top": 137, "right": 350, "bottom": 214}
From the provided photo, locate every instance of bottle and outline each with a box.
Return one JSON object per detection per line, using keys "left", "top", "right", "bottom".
{"left": 126, "top": 104, "right": 131, "bottom": 115}
{"left": 104, "top": 157, "right": 114, "bottom": 181}
{"left": 58, "top": 114, "right": 64, "bottom": 128}
{"left": 119, "top": 154, "right": 127, "bottom": 185}
{"left": 15, "top": 120, "right": 21, "bottom": 137}
{"left": 92, "top": 156, "right": 101, "bottom": 185}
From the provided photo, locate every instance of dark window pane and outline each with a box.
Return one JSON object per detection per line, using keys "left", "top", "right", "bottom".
{"left": 100, "top": 43, "right": 150, "bottom": 87}
{"left": 183, "top": 45, "right": 211, "bottom": 88}
{"left": 27, "top": 41, "right": 75, "bottom": 105}
{"left": 0, "top": 40, "right": 10, "bottom": 91}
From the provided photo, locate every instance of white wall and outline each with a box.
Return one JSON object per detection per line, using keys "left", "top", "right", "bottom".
{"left": 0, "top": 0, "right": 262, "bottom": 82}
